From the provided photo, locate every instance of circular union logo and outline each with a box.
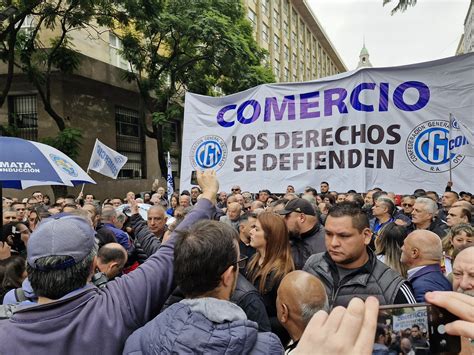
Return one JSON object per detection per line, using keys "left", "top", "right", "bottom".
{"left": 405, "top": 120, "right": 465, "bottom": 173}
{"left": 49, "top": 154, "right": 78, "bottom": 177}
{"left": 190, "top": 135, "right": 227, "bottom": 170}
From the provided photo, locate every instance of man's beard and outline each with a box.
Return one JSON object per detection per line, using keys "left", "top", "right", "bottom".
{"left": 457, "top": 287, "right": 474, "bottom": 297}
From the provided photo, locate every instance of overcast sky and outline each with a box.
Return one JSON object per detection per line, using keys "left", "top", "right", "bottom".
{"left": 307, "top": 0, "right": 471, "bottom": 70}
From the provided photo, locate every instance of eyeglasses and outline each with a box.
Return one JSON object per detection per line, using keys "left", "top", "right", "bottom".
{"left": 231, "top": 188, "right": 240, "bottom": 192}
{"left": 402, "top": 203, "right": 414, "bottom": 207}
{"left": 236, "top": 255, "right": 248, "bottom": 269}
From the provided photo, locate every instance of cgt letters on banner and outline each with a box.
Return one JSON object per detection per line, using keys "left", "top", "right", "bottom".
{"left": 180, "top": 54, "right": 474, "bottom": 193}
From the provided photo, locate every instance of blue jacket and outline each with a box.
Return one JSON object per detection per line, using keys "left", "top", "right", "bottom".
{"left": 408, "top": 264, "right": 452, "bottom": 302}
{"left": 103, "top": 223, "right": 131, "bottom": 250}
{"left": 0, "top": 198, "right": 215, "bottom": 355}
{"left": 124, "top": 297, "right": 283, "bottom": 354}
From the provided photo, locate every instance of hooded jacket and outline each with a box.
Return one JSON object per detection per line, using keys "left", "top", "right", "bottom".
{"left": 123, "top": 297, "right": 283, "bottom": 354}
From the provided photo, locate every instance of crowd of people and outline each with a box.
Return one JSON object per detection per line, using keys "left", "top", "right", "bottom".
{"left": 0, "top": 172, "right": 473, "bottom": 354}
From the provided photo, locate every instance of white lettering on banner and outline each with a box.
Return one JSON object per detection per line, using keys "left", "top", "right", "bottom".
{"left": 392, "top": 308, "right": 428, "bottom": 332}
{"left": 181, "top": 54, "right": 474, "bottom": 193}
{"left": 0, "top": 162, "right": 40, "bottom": 173}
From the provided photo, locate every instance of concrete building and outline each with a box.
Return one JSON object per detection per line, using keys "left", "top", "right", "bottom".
{"left": 0, "top": 17, "right": 180, "bottom": 200}
{"left": 245, "top": 0, "right": 347, "bottom": 82}
{"left": 456, "top": 0, "right": 473, "bottom": 55}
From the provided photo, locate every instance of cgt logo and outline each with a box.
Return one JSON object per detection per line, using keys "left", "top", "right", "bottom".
{"left": 190, "top": 135, "right": 228, "bottom": 170}
{"left": 49, "top": 154, "right": 78, "bottom": 177}
{"left": 406, "top": 120, "right": 464, "bottom": 173}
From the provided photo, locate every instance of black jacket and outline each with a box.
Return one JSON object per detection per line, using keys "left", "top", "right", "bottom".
{"left": 290, "top": 222, "right": 326, "bottom": 270}
{"left": 304, "top": 249, "right": 412, "bottom": 308}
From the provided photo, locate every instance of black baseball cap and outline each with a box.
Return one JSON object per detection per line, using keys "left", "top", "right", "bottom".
{"left": 277, "top": 198, "right": 315, "bottom": 216}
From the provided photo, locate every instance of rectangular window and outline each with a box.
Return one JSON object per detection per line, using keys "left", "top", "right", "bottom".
{"left": 292, "top": 9, "right": 297, "bottom": 27}
{"left": 283, "top": 21, "right": 289, "bottom": 38}
{"left": 115, "top": 106, "right": 146, "bottom": 179}
{"left": 284, "top": 67, "right": 289, "bottom": 81}
{"left": 248, "top": 8, "right": 257, "bottom": 29}
{"left": 274, "top": 34, "right": 280, "bottom": 53}
{"left": 8, "top": 95, "right": 38, "bottom": 141}
{"left": 284, "top": 45, "right": 289, "bottom": 62}
{"left": 262, "top": 0, "right": 270, "bottom": 16}
{"left": 262, "top": 23, "right": 269, "bottom": 43}
{"left": 283, "top": 0, "right": 289, "bottom": 14}
{"left": 109, "top": 33, "right": 131, "bottom": 71}
{"left": 291, "top": 31, "right": 297, "bottom": 48}
{"left": 274, "top": 59, "right": 280, "bottom": 78}
{"left": 273, "top": 8, "right": 280, "bottom": 27}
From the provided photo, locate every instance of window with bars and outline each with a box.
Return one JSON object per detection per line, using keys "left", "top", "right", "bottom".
{"left": 8, "top": 95, "right": 38, "bottom": 141}
{"left": 115, "top": 106, "right": 146, "bottom": 179}
{"left": 273, "top": 9, "right": 280, "bottom": 27}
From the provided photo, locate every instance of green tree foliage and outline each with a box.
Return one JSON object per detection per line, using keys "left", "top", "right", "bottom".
{"left": 41, "top": 128, "right": 82, "bottom": 160}
{"left": 117, "top": 0, "right": 275, "bottom": 175}
{"left": 0, "top": 0, "right": 118, "bottom": 157}
{"left": 383, "top": 0, "right": 417, "bottom": 15}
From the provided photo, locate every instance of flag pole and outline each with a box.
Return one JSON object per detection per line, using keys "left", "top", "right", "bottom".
{"left": 448, "top": 113, "right": 453, "bottom": 184}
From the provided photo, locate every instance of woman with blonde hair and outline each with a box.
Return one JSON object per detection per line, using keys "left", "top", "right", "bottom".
{"left": 374, "top": 222, "right": 408, "bottom": 277}
{"left": 246, "top": 211, "right": 294, "bottom": 344}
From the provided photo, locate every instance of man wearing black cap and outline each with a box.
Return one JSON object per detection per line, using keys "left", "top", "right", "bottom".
{"left": 279, "top": 198, "right": 326, "bottom": 270}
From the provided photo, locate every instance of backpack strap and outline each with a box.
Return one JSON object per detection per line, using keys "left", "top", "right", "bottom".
{"left": 14, "top": 287, "right": 27, "bottom": 302}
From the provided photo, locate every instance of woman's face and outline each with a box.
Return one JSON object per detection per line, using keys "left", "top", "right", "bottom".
{"left": 28, "top": 212, "right": 38, "bottom": 230}
{"left": 171, "top": 197, "right": 178, "bottom": 208}
{"left": 249, "top": 220, "right": 266, "bottom": 250}
{"left": 451, "top": 231, "right": 473, "bottom": 252}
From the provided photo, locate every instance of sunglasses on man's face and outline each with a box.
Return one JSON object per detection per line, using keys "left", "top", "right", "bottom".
{"left": 402, "top": 203, "right": 414, "bottom": 207}
{"left": 232, "top": 189, "right": 240, "bottom": 192}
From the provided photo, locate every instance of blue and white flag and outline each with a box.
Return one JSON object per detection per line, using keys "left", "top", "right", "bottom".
{"left": 87, "top": 139, "right": 128, "bottom": 179}
{"left": 450, "top": 115, "right": 474, "bottom": 157}
{"left": 166, "top": 151, "right": 174, "bottom": 202}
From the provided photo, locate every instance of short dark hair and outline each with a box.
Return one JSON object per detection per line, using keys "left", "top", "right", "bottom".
{"left": 372, "top": 190, "right": 387, "bottom": 203}
{"left": 97, "top": 244, "right": 127, "bottom": 264}
{"left": 445, "top": 191, "right": 459, "bottom": 199}
{"left": 327, "top": 202, "right": 369, "bottom": 232}
{"left": 413, "top": 189, "right": 426, "bottom": 198}
{"left": 321, "top": 181, "right": 329, "bottom": 186}
{"left": 412, "top": 324, "right": 420, "bottom": 330}
{"left": 347, "top": 193, "right": 365, "bottom": 209}
{"left": 174, "top": 220, "right": 238, "bottom": 298}
{"left": 304, "top": 187, "right": 317, "bottom": 196}
{"left": 27, "top": 247, "right": 97, "bottom": 299}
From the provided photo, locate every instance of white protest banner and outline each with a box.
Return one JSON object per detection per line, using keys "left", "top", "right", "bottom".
{"left": 392, "top": 308, "right": 428, "bottom": 332}
{"left": 87, "top": 139, "right": 128, "bottom": 179}
{"left": 180, "top": 54, "right": 474, "bottom": 193}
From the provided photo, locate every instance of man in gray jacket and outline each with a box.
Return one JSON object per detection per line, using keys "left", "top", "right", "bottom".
{"left": 124, "top": 220, "right": 283, "bottom": 354}
{"left": 303, "top": 202, "right": 416, "bottom": 308}
{"left": 0, "top": 170, "right": 219, "bottom": 355}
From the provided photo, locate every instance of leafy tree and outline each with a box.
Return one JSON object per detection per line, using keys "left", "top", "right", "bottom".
{"left": 0, "top": 0, "right": 119, "bottom": 155}
{"left": 383, "top": 0, "right": 417, "bottom": 15}
{"left": 117, "top": 0, "right": 274, "bottom": 176}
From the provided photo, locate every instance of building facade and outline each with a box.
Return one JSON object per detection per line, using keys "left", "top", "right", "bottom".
{"left": 456, "top": 1, "right": 473, "bottom": 55}
{"left": 245, "top": 0, "right": 346, "bottom": 82}
{"left": 1, "top": 1, "right": 345, "bottom": 199}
